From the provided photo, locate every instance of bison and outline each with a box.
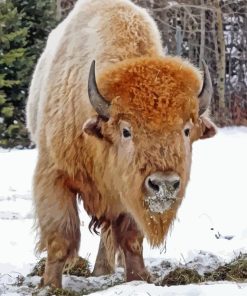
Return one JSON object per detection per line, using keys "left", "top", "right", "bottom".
{"left": 26, "top": 0, "right": 217, "bottom": 288}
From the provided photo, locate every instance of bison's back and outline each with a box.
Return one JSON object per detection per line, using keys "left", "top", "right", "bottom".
{"left": 26, "top": 15, "right": 73, "bottom": 143}
{"left": 26, "top": 0, "right": 163, "bottom": 170}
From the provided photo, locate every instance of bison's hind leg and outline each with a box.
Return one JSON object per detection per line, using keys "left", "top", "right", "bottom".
{"left": 92, "top": 237, "right": 114, "bottom": 276}
{"left": 93, "top": 228, "right": 125, "bottom": 277}
{"left": 34, "top": 155, "right": 80, "bottom": 288}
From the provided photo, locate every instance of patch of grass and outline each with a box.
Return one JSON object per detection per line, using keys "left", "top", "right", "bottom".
{"left": 28, "top": 257, "right": 91, "bottom": 277}
{"left": 65, "top": 257, "right": 91, "bottom": 277}
{"left": 205, "top": 253, "right": 247, "bottom": 282}
{"left": 161, "top": 268, "right": 203, "bottom": 286}
{"left": 161, "top": 253, "right": 247, "bottom": 286}
{"left": 28, "top": 258, "right": 46, "bottom": 277}
{"left": 45, "top": 288, "right": 81, "bottom": 296}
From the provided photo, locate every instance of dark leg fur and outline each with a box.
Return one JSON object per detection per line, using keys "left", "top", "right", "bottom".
{"left": 112, "top": 214, "right": 151, "bottom": 282}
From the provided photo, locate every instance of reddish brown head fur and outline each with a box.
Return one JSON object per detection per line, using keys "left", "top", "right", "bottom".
{"left": 99, "top": 56, "right": 200, "bottom": 130}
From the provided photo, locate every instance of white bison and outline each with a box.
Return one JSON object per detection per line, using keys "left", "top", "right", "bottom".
{"left": 26, "top": 0, "right": 216, "bottom": 288}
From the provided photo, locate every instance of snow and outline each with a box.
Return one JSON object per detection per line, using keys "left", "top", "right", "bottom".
{"left": 90, "top": 282, "right": 247, "bottom": 296}
{"left": 0, "top": 127, "right": 247, "bottom": 295}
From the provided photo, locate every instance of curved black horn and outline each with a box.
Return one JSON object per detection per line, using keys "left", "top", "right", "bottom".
{"left": 88, "top": 60, "right": 110, "bottom": 119}
{"left": 198, "top": 60, "right": 213, "bottom": 115}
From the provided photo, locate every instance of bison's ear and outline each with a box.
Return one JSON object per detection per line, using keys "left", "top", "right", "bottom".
{"left": 83, "top": 116, "right": 104, "bottom": 139}
{"left": 200, "top": 115, "right": 217, "bottom": 139}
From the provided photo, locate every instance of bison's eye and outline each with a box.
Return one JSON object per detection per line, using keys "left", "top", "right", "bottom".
{"left": 184, "top": 128, "right": 190, "bottom": 137}
{"left": 122, "top": 127, "right": 132, "bottom": 138}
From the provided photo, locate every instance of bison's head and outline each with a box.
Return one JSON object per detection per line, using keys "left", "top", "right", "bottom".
{"left": 83, "top": 57, "right": 216, "bottom": 245}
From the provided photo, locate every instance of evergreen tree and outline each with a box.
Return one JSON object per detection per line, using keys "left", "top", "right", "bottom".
{"left": 12, "top": 0, "right": 57, "bottom": 59}
{"left": 0, "top": 0, "right": 57, "bottom": 148}
{"left": 0, "top": 0, "right": 29, "bottom": 147}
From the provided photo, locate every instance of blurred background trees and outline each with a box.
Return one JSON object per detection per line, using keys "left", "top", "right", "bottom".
{"left": 133, "top": 0, "right": 247, "bottom": 126}
{"left": 0, "top": 0, "right": 57, "bottom": 148}
{"left": 0, "top": 0, "right": 246, "bottom": 148}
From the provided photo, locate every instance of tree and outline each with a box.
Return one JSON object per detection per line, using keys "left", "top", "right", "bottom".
{"left": 12, "top": 0, "right": 57, "bottom": 58}
{"left": 134, "top": 0, "right": 247, "bottom": 126}
{"left": 0, "top": 0, "right": 30, "bottom": 147}
{"left": 0, "top": 0, "right": 57, "bottom": 148}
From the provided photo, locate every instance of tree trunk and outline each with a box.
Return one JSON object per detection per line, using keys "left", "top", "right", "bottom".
{"left": 199, "top": 0, "right": 205, "bottom": 66}
{"left": 212, "top": 0, "right": 226, "bottom": 118}
{"left": 56, "top": 0, "right": 62, "bottom": 21}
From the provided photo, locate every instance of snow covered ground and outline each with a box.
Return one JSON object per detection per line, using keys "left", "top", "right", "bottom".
{"left": 0, "top": 127, "right": 247, "bottom": 295}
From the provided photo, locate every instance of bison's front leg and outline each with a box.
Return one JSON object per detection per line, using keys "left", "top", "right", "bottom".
{"left": 112, "top": 214, "right": 151, "bottom": 282}
{"left": 34, "top": 154, "right": 80, "bottom": 288}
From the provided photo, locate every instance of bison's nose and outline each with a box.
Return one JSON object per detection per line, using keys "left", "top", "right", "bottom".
{"left": 145, "top": 172, "right": 180, "bottom": 196}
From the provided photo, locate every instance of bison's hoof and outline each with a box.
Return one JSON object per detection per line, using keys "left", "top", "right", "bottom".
{"left": 38, "top": 277, "right": 44, "bottom": 288}
{"left": 39, "top": 276, "right": 62, "bottom": 289}
{"left": 126, "top": 270, "right": 153, "bottom": 283}
{"left": 92, "top": 265, "right": 114, "bottom": 276}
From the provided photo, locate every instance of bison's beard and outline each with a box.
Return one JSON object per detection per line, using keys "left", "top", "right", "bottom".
{"left": 117, "top": 173, "right": 184, "bottom": 246}
{"left": 141, "top": 198, "right": 182, "bottom": 246}
{"left": 122, "top": 189, "right": 183, "bottom": 246}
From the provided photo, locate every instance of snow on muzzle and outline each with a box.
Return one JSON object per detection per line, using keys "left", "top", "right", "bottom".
{"left": 144, "top": 171, "right": 180, "bottom": 213}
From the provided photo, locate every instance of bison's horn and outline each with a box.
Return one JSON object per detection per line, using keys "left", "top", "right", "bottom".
{"left": 88, "top": 60, "right": 110, "bottom": 119}
{"left": 198, "top": 60, "right": 213, "bottom": 115}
